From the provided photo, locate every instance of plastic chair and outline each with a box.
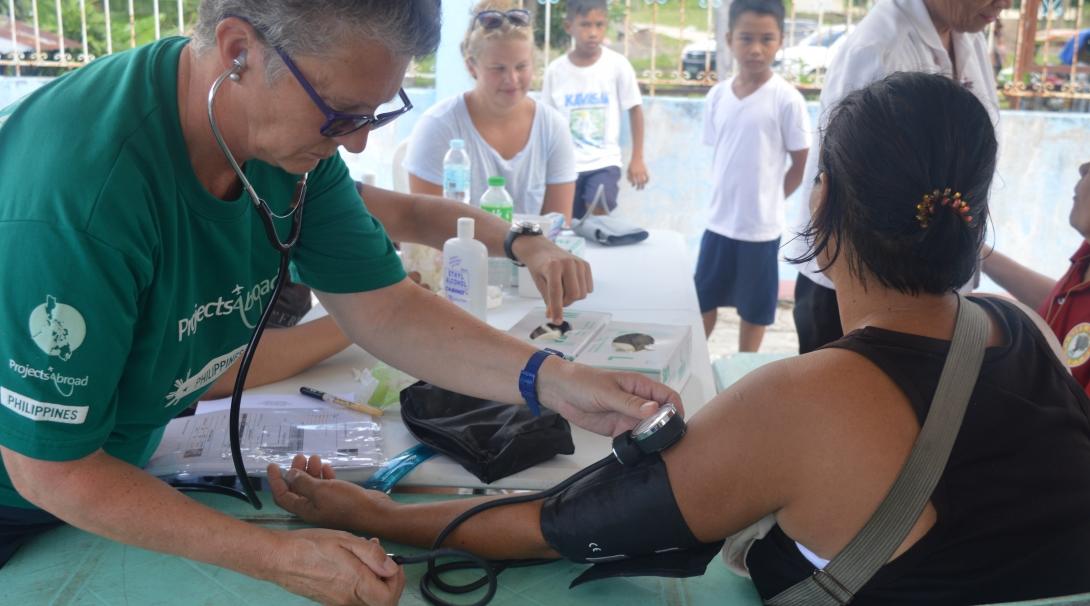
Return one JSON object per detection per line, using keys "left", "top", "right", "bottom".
{"left": 391, "top": 139, "right": 410, "bottom": 194}
{"left": 712, "top": 352, "right": 791, "bottom": 393}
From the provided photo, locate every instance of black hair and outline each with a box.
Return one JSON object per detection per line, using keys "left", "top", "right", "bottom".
{"left": 792, "top": 72, "right": 997, "bottom": 296}
{"left": 566, "top": 0, "right": 608, "bottom": 19}
{"left": 728, "top": 0, "right": 785, "bottom": 33}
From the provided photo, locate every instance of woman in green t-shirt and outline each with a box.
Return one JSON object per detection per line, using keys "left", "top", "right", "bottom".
{"left": 0, "top": 2, "right": 681, "bottom": 605}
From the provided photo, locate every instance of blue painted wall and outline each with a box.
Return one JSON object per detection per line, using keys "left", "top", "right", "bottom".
{"left": 4, "top": 75, "right": 1086, "bottom": 290}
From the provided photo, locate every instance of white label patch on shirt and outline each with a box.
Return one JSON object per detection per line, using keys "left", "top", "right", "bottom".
{"left": 164, "top": 344, "right": 247, "bottom": 407}
{"left": 1, "top": 387, "right": 88, "bottom": 424}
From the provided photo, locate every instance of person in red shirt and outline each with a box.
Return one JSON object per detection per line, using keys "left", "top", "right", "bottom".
{"left": 983, "top": 161, "right": 1090, "bottom": 393}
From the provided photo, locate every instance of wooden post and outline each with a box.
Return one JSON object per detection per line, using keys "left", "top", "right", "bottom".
{"left": 1011, "top": 0, "right": 1042, "bottom": 109}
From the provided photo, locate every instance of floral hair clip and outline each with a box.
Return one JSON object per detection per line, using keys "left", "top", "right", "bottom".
{"left": 915, "top": 188, "right": 972, "bottom": 229}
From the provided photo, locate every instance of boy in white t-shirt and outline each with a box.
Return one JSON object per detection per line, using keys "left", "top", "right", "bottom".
{"left": 541, "top": 0, "right": 647, "bottom": 219}
{"left": 696, "top": 0, "right": 811, "bottom": 351}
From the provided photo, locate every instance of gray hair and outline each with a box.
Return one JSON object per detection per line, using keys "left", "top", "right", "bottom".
{"left": 191, "top": 0, "right": 441, "bottom": 79}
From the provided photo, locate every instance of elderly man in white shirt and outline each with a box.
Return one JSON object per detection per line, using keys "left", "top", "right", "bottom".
{"left": 788, "top": 0, "right": 1008, "bottom": 353}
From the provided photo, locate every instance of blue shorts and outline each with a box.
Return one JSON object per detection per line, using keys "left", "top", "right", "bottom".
{"left": 694, "top": 230, "right": 780, "bottom": 326}
{"left": 573, "top": 166, "right": 621, "bottom": 219}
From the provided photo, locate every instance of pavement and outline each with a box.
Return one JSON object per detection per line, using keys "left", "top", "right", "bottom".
{"left": 705, "top": 299, "right": 800, "bottom": 360}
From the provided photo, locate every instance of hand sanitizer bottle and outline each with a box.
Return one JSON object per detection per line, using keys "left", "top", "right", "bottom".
{"left": 443, "top": 218, "right": 488, "bottom": 320}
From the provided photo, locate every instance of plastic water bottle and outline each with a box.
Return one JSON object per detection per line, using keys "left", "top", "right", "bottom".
{"left": 442, "top": 139, "right": 471, "bottom": 204}
{"left": 480, "top": 175, "right": 514, "bottom": 222}
{"left": 443, "top": 218, "right": 488, "bottom": 320}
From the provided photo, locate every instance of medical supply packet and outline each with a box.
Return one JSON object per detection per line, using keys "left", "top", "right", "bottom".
{"left": 146, "top": 393, "right": 385, "bottom": 478}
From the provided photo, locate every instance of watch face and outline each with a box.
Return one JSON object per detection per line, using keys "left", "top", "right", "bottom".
{"left": 514, "top": 221, "right": 542, "bottom": 235}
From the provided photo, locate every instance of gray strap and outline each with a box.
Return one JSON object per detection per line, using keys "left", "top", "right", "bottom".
{"left": 767, "top": 294, "right": 990, "bottom": 606}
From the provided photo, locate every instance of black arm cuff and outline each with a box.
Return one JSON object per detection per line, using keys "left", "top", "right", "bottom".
{"left": 539, "top": 453, "right": 723, "bottom": 573}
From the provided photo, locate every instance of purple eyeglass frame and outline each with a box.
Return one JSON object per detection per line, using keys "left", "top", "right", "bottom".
{"left": 271, "top": 46, "right": 413, "bottom": 138}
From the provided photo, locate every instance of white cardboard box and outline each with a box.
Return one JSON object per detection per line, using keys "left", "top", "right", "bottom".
{"left": 507, "top": 308, "right": 611, "bottom": 360}
{"left": 575, "top": 321, "right": 692, "bottom": 391}
{"left": 508, "top": 309, "right": 692, "bottom": 390}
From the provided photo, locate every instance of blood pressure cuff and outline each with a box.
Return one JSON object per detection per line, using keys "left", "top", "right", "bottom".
{"left": 540, "top": 453, "right": 725, "bottom": 587}
{"left": 399, "top": 381, "right": 575, "bottom": 484}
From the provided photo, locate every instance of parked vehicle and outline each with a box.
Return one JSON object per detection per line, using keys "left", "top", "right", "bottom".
{"left": 774, "top": 25, "right": 853, "bottom": 78}
{"left": 680, "top": 19, "right": 818, "bottom": 80}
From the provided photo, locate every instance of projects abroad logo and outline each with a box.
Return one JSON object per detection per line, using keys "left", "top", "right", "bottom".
{"left": 8, "top": 359, "right": 89, "bottom": 398}
{"left": 29, "top": 295, "right": 86, "bottom": 361}
{"left": 164, "top": 345, "right": 247, "bottom": 407}
{"left": 177, "top": 277, "right": 277, "bottom": 342}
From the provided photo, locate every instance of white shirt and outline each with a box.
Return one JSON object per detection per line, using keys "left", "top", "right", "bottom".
{"left": 541, "top": 47, "right": 643, "bottom": 173}
{"left": 403, "top": 94, "right": 577, "bottom": 215}
{"left": 789, "top": 0, "right": 1000, "bottom": 288}
{"left": 702, "top": 74, "right": 811, "bottom": 242}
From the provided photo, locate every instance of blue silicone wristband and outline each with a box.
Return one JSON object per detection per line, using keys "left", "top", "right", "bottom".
{"left": 519, "top": 348, "right": 563, "bottom": 417}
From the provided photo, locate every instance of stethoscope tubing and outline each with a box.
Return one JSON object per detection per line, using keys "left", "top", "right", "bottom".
{"left": 204, "top": 60, "right": 310, "bottom": 508}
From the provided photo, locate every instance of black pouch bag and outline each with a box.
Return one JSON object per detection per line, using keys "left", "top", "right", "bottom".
{"left": 399, "top": 381, "right": 575, "bottom": 483}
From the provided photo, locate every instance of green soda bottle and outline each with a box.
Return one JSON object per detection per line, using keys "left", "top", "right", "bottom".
{"left": 479, "top": 175, "right": 514, "bottom": 222}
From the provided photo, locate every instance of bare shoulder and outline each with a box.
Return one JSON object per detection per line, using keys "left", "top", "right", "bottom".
{"left": 713, "top": 348, "right": 887, "bottom": 417}
{"left": 693, "top": 347, "right": 912, "bottom": 470}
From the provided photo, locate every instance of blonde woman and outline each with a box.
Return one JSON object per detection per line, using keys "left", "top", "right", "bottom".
{"left": 404, "top": 1, "right": 576, "bottom": 221}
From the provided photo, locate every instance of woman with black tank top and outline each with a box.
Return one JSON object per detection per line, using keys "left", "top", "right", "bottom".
{"left": 260, "top": 72, "right": 1090, "bottom": 604}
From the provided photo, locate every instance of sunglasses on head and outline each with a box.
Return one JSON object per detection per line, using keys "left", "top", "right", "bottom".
{"left": 474, "top": 9, "right": 532, "bottom": 30}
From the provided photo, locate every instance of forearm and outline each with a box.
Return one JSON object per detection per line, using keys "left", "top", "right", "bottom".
{"left": 360, "top": 495, "right": 556, "bottom": 560}
{"left": 541, "top": 182, "right": 575, "bottom": 224}
{"left": 203, "top": 316, "right": 352, "bottom": 400}
{"left": 980, "top": 248, "right": 1057, "bottom": 309}
{"left": 784, "top": 151, "right": 808, "bottom": 198}
{"left": 629, "top": 106, "right": 645, "bottom": 162}
{"left": 319, "top": 281, "right": 562, "bottom": 404}
{"left": 4, "top": 448, "right": 281, "bottom": 580}
{"left": 361, "top": 184, "right": 513, "bottom": 256}
{"left": 784, "top": 165, "right": 805, "bottom": 198}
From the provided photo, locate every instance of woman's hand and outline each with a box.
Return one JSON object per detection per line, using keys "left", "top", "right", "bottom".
{"left": 512, "top": 236, "right": 593, "bottom": 324}
{"left": 537, "top": 357, "right": 684, "bottom": 437}
{"left": 268, "top": 454, "right": 393, "bottom": 532}
{"left": 268, "top": 528, "right": 405, "bottom": 606}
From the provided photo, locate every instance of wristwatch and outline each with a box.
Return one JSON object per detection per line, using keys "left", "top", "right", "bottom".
{"left": 504, "top": 221, "right": 543, "bottom": 267}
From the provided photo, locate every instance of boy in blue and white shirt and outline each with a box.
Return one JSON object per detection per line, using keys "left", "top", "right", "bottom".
{"left": 696, "top": 0, "right": 810, "bottom": 351}
{"left": 541, "top": 0, "right": 647, "bottom": 219}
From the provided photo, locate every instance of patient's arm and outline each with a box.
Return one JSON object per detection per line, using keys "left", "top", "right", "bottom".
{"left": 267, "top": 357, "right": 804, "bottom": 559}
{"left": 267, "top": 455, "right": 557, "bottom": 560}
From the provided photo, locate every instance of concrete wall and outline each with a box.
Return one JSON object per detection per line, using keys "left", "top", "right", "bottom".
{"left": 4, "top": 75, "right": 1086, "bottom": 290}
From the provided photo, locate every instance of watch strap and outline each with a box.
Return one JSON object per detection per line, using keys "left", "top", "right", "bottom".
{"left": 518, "top": 348, "right": 563, "bottom": 416}
{"left": 504, "top": 224, "right": 542, "bottom": 267}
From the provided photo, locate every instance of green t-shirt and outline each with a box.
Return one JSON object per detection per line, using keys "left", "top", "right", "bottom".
{"left": 0, "top": 37, "right": 406, "bottom": 508}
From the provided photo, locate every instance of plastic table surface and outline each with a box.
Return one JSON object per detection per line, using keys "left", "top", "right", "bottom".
{"left": 1, "top": 492, "right": 763, "bottom": 606}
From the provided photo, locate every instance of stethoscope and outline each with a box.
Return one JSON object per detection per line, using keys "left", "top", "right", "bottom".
{"left": 171, "top": 52, "right": 308, "bottom": 509}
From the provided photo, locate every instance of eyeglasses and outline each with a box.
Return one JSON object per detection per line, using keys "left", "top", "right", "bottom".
{"left": 271, "top": 45, "right": 413, "bottom": 138}
{"left": 474, "top": 9, "right": 532, "bottom": 30}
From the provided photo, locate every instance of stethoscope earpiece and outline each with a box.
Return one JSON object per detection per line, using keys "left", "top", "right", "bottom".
{"left": 228, "top": 50, "right": 246, "bottom": 81}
